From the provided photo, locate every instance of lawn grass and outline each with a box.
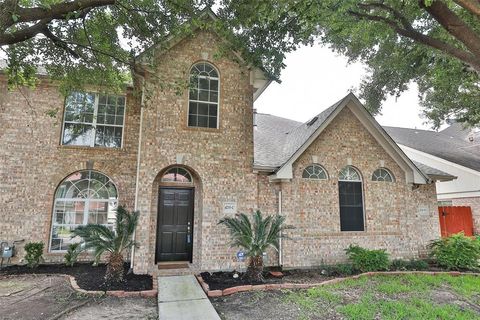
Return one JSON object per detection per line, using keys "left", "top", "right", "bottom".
{"left": 285, "top": 274, "right": 480, "bottom": 320}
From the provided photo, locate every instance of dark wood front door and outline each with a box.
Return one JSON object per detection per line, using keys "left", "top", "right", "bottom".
{"left": 156, "top": 188, "right": 194, "bottom": 262}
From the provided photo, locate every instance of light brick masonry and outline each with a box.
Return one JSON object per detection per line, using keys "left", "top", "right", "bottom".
{"left": 0, "top": 30, "right": 441, "bottom": 275}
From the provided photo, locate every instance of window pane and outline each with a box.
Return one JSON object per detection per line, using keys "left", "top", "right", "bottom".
{"left": 210, "top": 91, "right": 218, "bottom": 103}
{"left": 208, "top": 116, "right": 217, "bottom": 128}
{"left": 188, "top": 115, "right": 197, "bottom": 127}
{"left": 198, "top": 103, "right": 209, "bottom": 115}
{"left": 199, "top": 90, "right": 209, "bottom": 101}
{"left": 210, "top": 80, "right": 218, "bottom": 91}
{"left": 189, "top": 89, "right": 198, "bottom": 100}
{"left": 209, "top": 105, "right": 217, "bottom": 116}
{"left": 197, "top": 115, "right": 208, "bottom": 127}
{"left": 199, "top": 78, "right": 209, "bottom": 90}
{"left": 189, "top": 102, "right": 197, "bottom": 114}
{"left": 63, "top": 123, "right": 94, "bottom": 146}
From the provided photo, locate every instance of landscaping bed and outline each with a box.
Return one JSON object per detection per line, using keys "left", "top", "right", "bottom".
{"left": 0, "top": 262, "right": 152, "bottom": 291}
{"left": 211, "top": 273, "right": 480, "bottom": 320}
{"left": 201, "top": 269, "right": 337, "bottom": 291}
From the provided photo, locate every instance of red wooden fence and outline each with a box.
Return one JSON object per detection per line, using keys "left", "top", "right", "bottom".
{"left": 438, "top": 206, "right": 474, "bottom": 237}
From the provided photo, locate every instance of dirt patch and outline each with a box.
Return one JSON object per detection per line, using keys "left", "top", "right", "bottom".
{"left": 201, "top": 269, "right": 335, "bottom": 291}
{"left": 0, "top": 263, "right": 152, "bottom": 291}
{"left": 0, "top": 275, "right": 157, "bottom": 320}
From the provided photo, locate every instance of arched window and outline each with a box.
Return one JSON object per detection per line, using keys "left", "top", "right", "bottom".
{"left": 161, "top": 167, "right": 192, "bottom": 183}
{"left": 372, "top": 168, "right": 395, "bottom": 182}
{"left": 50, "top": 170, "right": 118, "bottom": 251}
{"left": 188, "top": 62, "right": 219, "bottom": 128}
{"left": 338, "top": 166, "right": 364, "bottom": 231}
{"left": 302, "top": 164, "right": 328, "bottom": 180}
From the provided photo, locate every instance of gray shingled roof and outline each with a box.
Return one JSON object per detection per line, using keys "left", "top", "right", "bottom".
{"left": 384, "top": 126, "right": 480, "bottom": 172}
{"left": 254, "top": 97, "right": 457, "bottom": 180}
{"left": 0, "top": 59, "right": 48, "bottom": 75}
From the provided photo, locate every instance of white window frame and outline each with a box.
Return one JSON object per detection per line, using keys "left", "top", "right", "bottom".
{"left": 61, "top": 92, "right": 126, "bottom": 148}
{"left": 371, "top": 168, "right": 395, "bottom": 182}
{"left": 49, "top": 170, "right": 118, "bottom": 252}
{"left": 187, "top": 62, "right": 220, "bottom": 129}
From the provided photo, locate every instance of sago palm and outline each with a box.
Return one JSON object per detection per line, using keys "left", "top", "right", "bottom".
{"left": 72, "top": 206, "right": 139, "bottom": 282}
{"left": 219, "top": 210, "right": 292, "bottom": 282}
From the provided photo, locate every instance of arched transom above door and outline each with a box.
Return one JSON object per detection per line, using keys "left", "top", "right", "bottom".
{"left": 161, "top": 167, "right": 193, "bottom": 183}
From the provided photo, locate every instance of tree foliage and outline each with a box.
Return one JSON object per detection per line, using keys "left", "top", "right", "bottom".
{"left": 218, "top": 210, "right": 292, "bottom": 282}
{"left": 219, "top": 0, "right": 480, "bottom": 128}
{"left": 1, "top": 0, "right": 479, "bottom": 127}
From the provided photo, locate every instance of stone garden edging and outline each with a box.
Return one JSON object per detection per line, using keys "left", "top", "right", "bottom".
{"left": 196, "top": 271, "right": 480, "bottom": 298}
{"left": 0, "top": 273, "right": 157, "bottom": 297}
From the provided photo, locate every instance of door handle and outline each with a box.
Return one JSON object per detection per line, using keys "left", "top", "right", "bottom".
{"left": 187, "top": 234, "right": 191, "bottom": 244}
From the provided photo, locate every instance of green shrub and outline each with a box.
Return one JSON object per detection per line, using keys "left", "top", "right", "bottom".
{"left": 24, "top": 242, "right": 44, "bottom": 268}
{"left": 333, "top": 263, "right": 355, "bottom": 276}
{"left": 407, "top": 259, "right": 429, "bottom": 271}
{"left": 345, "top": 245, "right": 389, "bottom": 272}
{"left": 64, "top": 243, "right": 83, "bottom": 267}
{"left": 390, "top": 259, "right": 429, "bottom": 271}
{"left": 390, "top": 259, "right": 409, "bottom": 271}
{"left": 429, "top": 233, "right": 480, "bottom": 270}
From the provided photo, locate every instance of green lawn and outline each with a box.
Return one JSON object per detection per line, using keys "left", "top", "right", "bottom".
{"left": 283, "top": 274, "right": 480, "bottom": 320}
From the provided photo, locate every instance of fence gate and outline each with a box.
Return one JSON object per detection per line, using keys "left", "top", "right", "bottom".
{"left": 438, "top": 206, "right": 474, "bottom": 237}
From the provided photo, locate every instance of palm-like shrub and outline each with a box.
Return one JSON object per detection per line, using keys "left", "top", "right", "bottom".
{"left": 72, "top": 206, "right": 139, "bottom": 282}
{"left": 219, "top": 210, "right": 292, "bottom": 282}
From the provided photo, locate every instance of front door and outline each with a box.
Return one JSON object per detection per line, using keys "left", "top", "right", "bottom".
{"left": 156, "top": 188, "right": 194, "bottom": 262}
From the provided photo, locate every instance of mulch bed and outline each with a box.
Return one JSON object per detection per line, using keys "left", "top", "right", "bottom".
{"left": 0, "top": 262, "right": 152, "bottom": 292}
{"left": 201, "top": 269, "right": 337, "bottom": 291}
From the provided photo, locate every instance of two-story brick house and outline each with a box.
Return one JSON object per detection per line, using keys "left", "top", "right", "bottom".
{"left": 0, "top": 13, "right": 454, "bottom": 275}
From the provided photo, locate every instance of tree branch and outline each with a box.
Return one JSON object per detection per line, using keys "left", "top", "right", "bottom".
{"left": 0, "top": 18, "right": 52, "bottom": 45}
{"left": 15, "top": 0, "right": 116, "bottom": 24}
{"left": 349, "top": 9, "right": 480, "bottom": 72}
{"left": 419, "top": 0, "right": 480, "bottom": 58}
{"left": 453, "top": 0, "right": 480, "bottom": 18}
{"left": 41, "top": 25, "right": 80, "bottom": 59}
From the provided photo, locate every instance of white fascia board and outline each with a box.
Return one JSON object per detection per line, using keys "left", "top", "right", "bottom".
{"left": 399, "top": 145, "right": 480, "bottom": 176}
{"left": 438, "top": 190, "right": 480, "bottom": 199}
{"left": 346, "top": 102, "right": 428, "bottom": 184}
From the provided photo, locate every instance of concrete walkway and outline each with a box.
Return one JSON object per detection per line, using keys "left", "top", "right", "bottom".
{"left": 158, "top": 275, "right": 221, "bottom": 320}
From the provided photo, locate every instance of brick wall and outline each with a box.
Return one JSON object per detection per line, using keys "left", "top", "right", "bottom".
{"left": 0, "top": 78, "right": 139, "bottom": 262}
{"left": 132, "top": 31, "right": 258, "bottom": 274}
{"left": 257, "top": 105, "right": 440, "bottom": 267}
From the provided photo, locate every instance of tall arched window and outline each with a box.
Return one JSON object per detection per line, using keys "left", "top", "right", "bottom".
{"left": 372, "top": 168, "right": 395, "bottom": 182}
{"left": 338, "top": 166, "right": 364, "bottom": 231}
{"left": 50, "top": 170, "right": 118, "bottom": 251}
{"left": 188, "top": 62, "right": 219, "bottom": 128}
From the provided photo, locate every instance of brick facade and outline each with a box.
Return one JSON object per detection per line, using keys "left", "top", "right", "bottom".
{"left": 0, "top": 30, "right": 440, "bottom": 274}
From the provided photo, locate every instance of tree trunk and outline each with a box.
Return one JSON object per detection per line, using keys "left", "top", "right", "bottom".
{"left": 245, "top": 255, "right": 264, "bottom": 282}
{"left": 106, "top": 252, "right": 124, "bottom": 282}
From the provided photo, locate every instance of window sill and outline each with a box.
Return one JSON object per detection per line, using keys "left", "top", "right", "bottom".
{"left": 183, "top": 125, "right": 222, "bottom": 133}
{"left": 57, "top": 145, "right": 126, "bottom": 152}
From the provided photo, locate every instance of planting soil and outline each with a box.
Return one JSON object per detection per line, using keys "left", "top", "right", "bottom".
{"left": 201, "top": 269, "right": 336, "bottom": 291}
{"left": 0, "top": 274, "right": 157, "bottom": 320}
{"left": 0, "top": 262, "right": 152, "bottom": 291}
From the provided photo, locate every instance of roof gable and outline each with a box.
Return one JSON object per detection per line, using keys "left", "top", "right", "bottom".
{"left": 136, "top": 8, "right": 271, "bottom": 101}
{"left": 264, "top": 93, "right": 429, "bottom": 184}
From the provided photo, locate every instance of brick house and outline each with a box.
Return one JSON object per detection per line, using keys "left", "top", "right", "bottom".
{"left": 0, "top": 15, "right": 455, "bottom": 275}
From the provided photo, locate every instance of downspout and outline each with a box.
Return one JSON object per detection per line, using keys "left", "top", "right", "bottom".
{"left": 278, "top": 189, "right": 283, "bottom": 267}
{"left": 129, "top": 74, "right": 146, "bottom": 273}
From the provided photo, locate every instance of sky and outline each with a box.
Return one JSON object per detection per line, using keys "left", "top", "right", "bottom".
{"left": 254, "top": 44, "right": 434, "bottom": 130}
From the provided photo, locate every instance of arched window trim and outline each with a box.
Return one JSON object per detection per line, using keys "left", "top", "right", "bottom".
{"left": 338, "top": 166, "right": 362, "bottom": 182}
{"left": 302, "top": 164, "right": 329, "bottom": 180}
{"left": 161, "top": 167, "right": 193, "bottom": 183}
{"left": 188, "top": 61, "right": 220, "bottom": 129}
{"left": 372, "top": 168, "right": 395, "bottom": 182}
{"left": 50, "top": 170, "right": 118, "bottom": 252}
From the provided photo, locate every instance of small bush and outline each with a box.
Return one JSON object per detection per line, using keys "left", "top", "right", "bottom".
{"left": 407, "top": 259, "right": 429, "bottom": 271}
{"left": 345, "top": 245, "right": 389, "bottom": 272}
{"left": 332, "top": 263, "right": 355, "bottom": 276}
{"left": 64, "top": 243, "right": 83, "bottom": 267}
{"left": 390, "top": 259, "right": 429, "bottom": 271}
{"left": 24, "top": 242, "right": 44, "bottom": 268}
{"left": 429, "top": 233, "right": 480, "bottom": 270}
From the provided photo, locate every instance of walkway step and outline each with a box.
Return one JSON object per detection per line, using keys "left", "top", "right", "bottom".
{"left": 158, "top": 275, "right": 221, "bottom": 320}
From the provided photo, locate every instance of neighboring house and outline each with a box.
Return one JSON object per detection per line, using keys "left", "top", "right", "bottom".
{"left": 0, "top": 12, "right": 455, "bottom": 275}
{"left": 385, "top": 125, "right": 480, "bottom": 233}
